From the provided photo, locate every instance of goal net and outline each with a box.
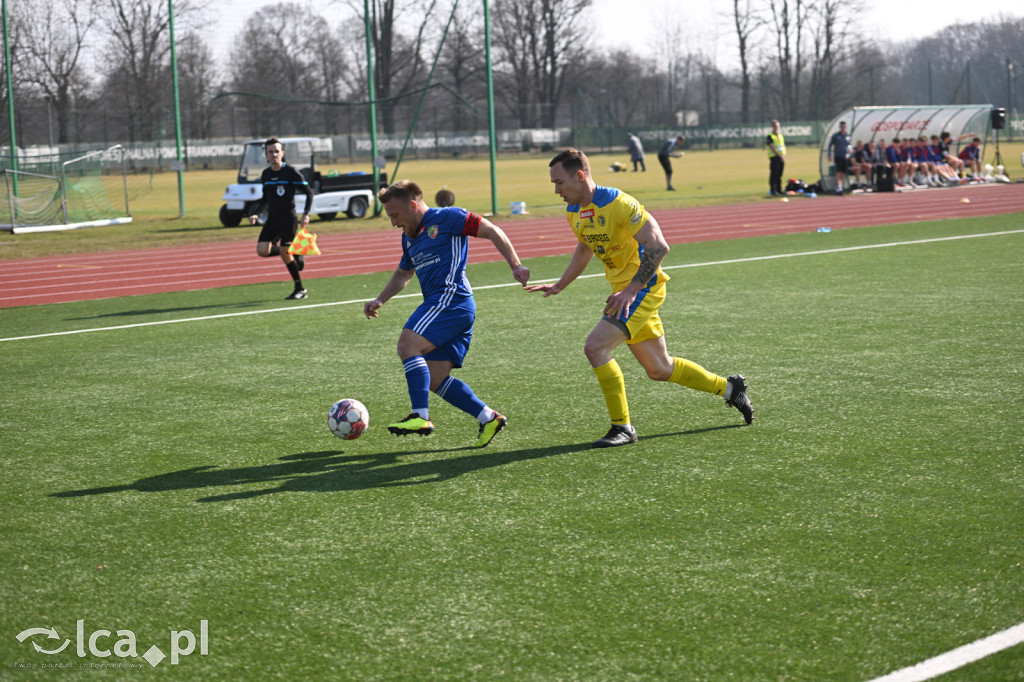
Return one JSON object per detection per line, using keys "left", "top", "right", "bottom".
{"left": 0, "top": 145, "right": 152, "bottom": 234}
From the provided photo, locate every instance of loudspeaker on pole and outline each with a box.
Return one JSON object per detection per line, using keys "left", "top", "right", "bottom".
{"left": 991, "top": 108, "right": 1006, "bottom": 130}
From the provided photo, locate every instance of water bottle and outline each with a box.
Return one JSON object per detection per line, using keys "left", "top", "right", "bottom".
{"left": 816, "top": 226, "right": 832, "bottom": 233}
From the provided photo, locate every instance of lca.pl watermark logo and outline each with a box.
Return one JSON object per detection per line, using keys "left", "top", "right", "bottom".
{"left": 14, "top": 619, "right": 208, "bottom": 669}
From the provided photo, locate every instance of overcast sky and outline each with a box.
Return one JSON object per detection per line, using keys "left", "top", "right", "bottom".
{"left": 212, "top": 0, "right": 1024, "bottom": 70}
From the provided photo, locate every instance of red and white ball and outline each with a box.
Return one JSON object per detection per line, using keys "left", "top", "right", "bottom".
{"left": 327, "top": 398, "right": 369, "bottom": 440}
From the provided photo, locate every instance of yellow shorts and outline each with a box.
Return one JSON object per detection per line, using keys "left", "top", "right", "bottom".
{"left": 604, "top": 281, "right": 666, "bottom": 345}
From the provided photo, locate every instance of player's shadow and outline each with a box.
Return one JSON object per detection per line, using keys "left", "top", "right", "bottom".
{"left": 49, "top": 443, "right": 589, "bottom": 503}
{"left": 156, "top": 224, "right": 248, "bottom": 234}
{"left": 66, "top": 301, "right": 264, "bottom": 320}
{"left": 641, "top": 424, "right": 746, "bottom": 440}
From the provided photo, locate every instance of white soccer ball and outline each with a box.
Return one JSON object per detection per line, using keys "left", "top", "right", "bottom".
{"left": 327, "top": 398, "right": 369, "bottom": 440}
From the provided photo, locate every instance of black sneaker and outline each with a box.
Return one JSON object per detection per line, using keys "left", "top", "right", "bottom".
{"left": 592, "top": 424, "right": 638, "bottom": 448}
{"left": 725, "top": 374, "right": 754, "bottom": 424}
{"left": 286, "top": 288, "right": 307, "bottom": 300}
{"left": 295, "top": 254, "right": 305, "bottom": 271}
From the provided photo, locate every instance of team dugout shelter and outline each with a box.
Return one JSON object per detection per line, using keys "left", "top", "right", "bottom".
{"left": 818, "top": 105, "right": 996, "bottom": 191}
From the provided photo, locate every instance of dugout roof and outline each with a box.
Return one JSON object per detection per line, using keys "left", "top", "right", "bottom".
{"left": 818, "top": 105, "right": 994, "bottom": 189}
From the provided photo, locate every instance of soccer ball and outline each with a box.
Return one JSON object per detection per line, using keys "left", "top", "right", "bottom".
{"left": 327, "top": 399, "right": 369, "bottom": 440}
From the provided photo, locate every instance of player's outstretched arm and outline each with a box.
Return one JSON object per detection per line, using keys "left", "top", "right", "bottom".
{"left": 365, "top": 267, "right": 414, "bottom": 318}
{"left": 525, "top": 242, "right": 592, "bottom": 297}
{"left": 477, "top": 220, "right": 530, "bottom": 286}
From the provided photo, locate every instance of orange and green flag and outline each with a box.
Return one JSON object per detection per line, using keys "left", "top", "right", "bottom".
{"left": 288, "top": 226, "right": 321, "bottom": 256}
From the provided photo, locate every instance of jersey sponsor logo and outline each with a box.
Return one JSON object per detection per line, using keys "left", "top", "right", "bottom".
{"left": 583, "top": 233, "right": 609, "bottom": 243}
{"left": 580, "top": 208, "right": 595, "bottom": 219}
{"left": 428, "top": 225, "right": 439, "bottom": 239}
{"left": 414, "top": 254, "right": 441, "bottom": 269}
{"left": 595, "top": 245, "right": 606, "bottom": 255}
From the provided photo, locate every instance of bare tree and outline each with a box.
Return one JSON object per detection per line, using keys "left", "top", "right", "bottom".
{"left": 176, "top": 32, "right": 218, "bottom": 139}
{"left": 587, "top": 50, "right": 661, "bottom": 130}
{"left": 311, "top": 23, "right": 349, "bottom": 135}
{"left": 732, "top": 0, "right": 762, "bottom": 122}
{"left": 344, "top": 0, "right": 440, "bottom": 134}
{"left": 806, "top": 0, "right": 867, "bottom": 117}
{"left": 437, "top": 2, "right": 486, "bottom": 132}
{"left": 766, "top": 0, "right": 810, "bottom": 119}
{"left": 228, "top": 4, "right": 344, "bottom": 135}
{"left": 491, "top": 0, "right": 535, "bottom": 127}
{"left": 492, "top": 0, "right": 590, "bottom": 128}
{"left": 11, "top": 0, "right": 96, "bottom": 143}
{"left": 653, "top": 9, "right": 697, "bottom": 126}
{"left": 99, "top": 0, "right": 202, "bottom": 140}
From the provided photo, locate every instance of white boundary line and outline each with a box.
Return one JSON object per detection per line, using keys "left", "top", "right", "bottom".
{"left": 866, "top": 621, "right": 1024, "bottom": 682}
{"left": 2, "top": 228, "right": 1021, "bottom": 344}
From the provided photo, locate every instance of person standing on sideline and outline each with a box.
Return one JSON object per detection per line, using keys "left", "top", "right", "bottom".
{"left": 249, "top": 137, "right": 314, "bottom": 300}
{"left": 627, "top": 133, "right": 646, "bottom": 172}
{"left": 657, "top": 135, "right": 686, "bottom": 190}
{"left": 525, "top": 148, "right": 753, "bottom": 448}
{"left": 365, "top": 180, "right": 530, "bottom": 448}
{"left": 827, "top": 121, "right": 852, "bottom": 195}
{"left": 766, "top": 120, "right": 786, "bottom": 196}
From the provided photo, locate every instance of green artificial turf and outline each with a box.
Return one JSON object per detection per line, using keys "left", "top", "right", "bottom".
{"left": 1, "top": 215, "right": 1022, "bottom": 679}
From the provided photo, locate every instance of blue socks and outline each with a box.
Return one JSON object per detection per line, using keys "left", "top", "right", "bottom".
{"left": 405, "top": 358, "right": 495, "bottom": 424}
{"left": 435, "top": 376, "right": 494, "bottom": 424}
{"left": 403, "top": 356, "right": 430, "bottom": 419}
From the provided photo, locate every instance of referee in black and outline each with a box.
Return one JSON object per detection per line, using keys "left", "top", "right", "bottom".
{"left": 249, "top": 137, "right": 315, "bottom": 300}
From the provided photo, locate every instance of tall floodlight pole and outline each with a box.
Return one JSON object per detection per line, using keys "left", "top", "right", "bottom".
{"left": 168, "top": 0, "right": 185, "bottom": 217}
{"left": 1008, "top": 59, "right": 1015, "bottom": 142}
{"left": 2, "top": 0, "right": 18, "bottom": 198}
{"left": 364, "top": 0, "right": 381, "bottom": 214}
{"left": 484, "top": 0, "right": 497, "bottom": 215}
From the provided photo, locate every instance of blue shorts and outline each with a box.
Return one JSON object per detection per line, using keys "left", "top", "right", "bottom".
{"left": 405, "top": 301, "right": 475, "bottom": 368}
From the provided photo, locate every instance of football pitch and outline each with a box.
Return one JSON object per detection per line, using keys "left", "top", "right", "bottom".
{"left": 2, "top": 215, "right": 1023, "bottom": 679}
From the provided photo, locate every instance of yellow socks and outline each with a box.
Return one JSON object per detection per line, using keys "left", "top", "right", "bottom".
{"left": 669, "top": 357, "right": 727, "bottom": 396}
{"left": 593, "top": 359, "right": 629, "bottom": 425}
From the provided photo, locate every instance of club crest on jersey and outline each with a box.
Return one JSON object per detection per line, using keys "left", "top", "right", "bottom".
{"left": 598, "top": 216, "right": 605, "bottom": 226}
{"left": 428, "top": 225, "right": 439, "bottom": 239}
{"left": 276, "top": 187, "right": 286, "bottom": 196}
{"left": 580, "top": 208, "right": 595, "bottom": 220}
{"left": 595, "top": 245, "right": 606, "bottom": 254}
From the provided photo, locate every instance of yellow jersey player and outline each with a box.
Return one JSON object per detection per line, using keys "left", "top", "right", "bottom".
{"left": 526, "top": 148, "right": 753, "bottom": 447}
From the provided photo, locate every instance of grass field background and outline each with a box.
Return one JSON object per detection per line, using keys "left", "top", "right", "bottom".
{"left": 2, "top": 214, "right": 1022, "bottom": 678}
{"left": 4, "top": 142, "right": 1023, "bottom": 260}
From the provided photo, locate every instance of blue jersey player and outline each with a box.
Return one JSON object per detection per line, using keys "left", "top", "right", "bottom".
{"left": 364, "top": 181, "right": 530, "bottom": 447}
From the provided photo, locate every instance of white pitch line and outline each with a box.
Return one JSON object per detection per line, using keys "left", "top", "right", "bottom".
{"left": 865, "top": 621, "right": 1024, "bottom": 682}
{"left": 2, "top": 228, "right": 1021, "bottom": 344}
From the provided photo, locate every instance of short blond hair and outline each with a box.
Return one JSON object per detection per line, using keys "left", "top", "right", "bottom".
{"left": 378, "top": 180, "right": 423, "bottom": 204}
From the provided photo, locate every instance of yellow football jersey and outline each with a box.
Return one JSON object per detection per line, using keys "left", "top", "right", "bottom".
{"left": 567, "top": 186, "right": 669, "bottom": 292}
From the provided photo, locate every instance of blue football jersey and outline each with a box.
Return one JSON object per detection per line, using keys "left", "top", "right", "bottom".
{"left": 399, "top": 207, "right": 481, "bottom": 305}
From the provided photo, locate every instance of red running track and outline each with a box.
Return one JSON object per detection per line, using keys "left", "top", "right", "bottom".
{"left": 2, "top": 183, "right": 1022, "bottom": 308}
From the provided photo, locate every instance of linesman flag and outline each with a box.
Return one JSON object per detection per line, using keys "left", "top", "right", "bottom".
{"left": 288, "top": 226, "right": 321, "bottom": 256}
